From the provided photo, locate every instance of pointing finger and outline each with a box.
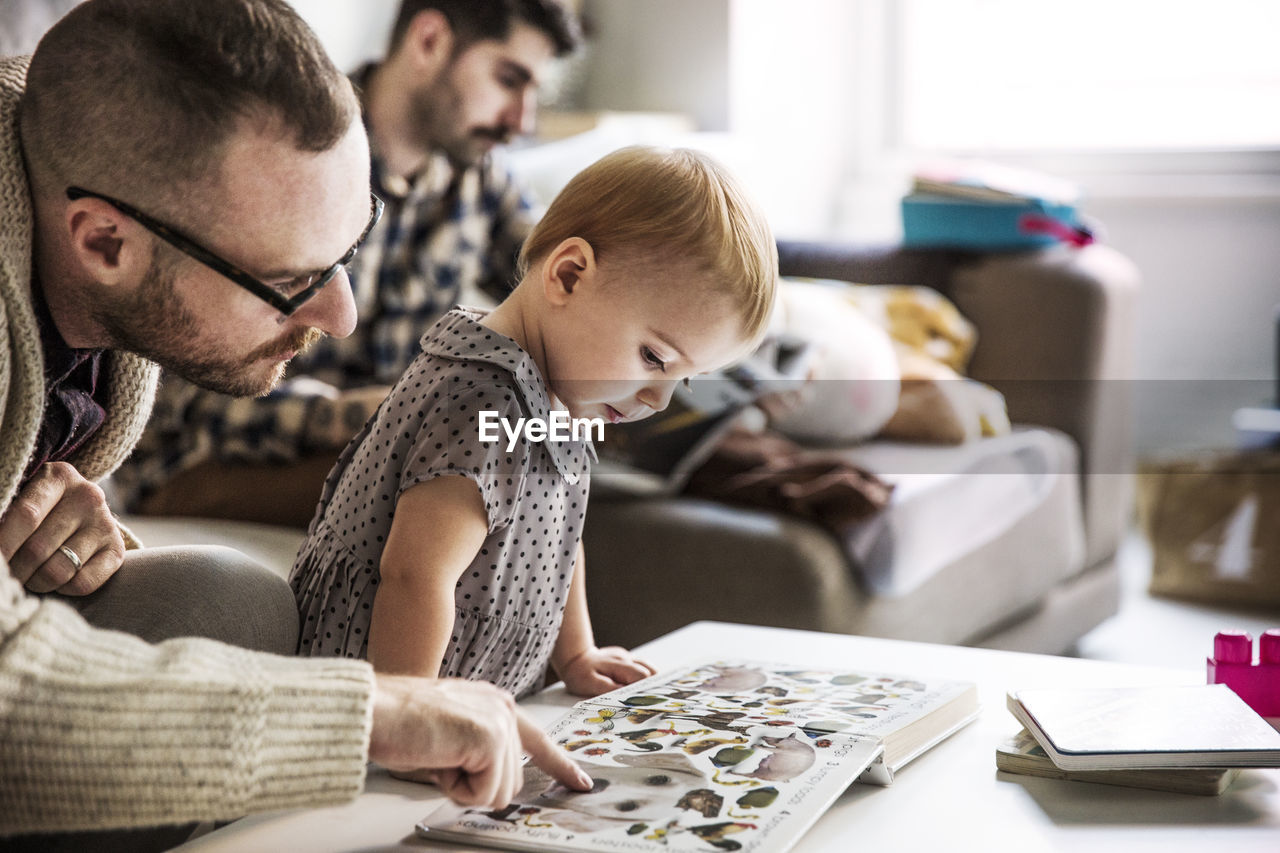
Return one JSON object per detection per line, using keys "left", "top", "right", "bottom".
{"left": 517, "top": 710, "right": 592, "bottom": 792}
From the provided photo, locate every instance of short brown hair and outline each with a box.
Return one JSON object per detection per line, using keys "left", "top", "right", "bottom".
{"left": 520, "top": 146, "right": 778, "bottom": 341}
{"left": 19, "top": 0, "right": 356, "bottom": 210}
{"left": 389, "top": 0, "right": 581, "bottom": 58}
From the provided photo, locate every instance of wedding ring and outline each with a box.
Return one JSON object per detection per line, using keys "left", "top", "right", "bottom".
{"left": 58, "top": 545, "right": 83, "bottom": 572}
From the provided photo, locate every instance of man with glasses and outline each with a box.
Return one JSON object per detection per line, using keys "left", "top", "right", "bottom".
{"left": 0, "top": 1, "right": 589, "bottom": 848}
{"left": 114, "top": 0, "right": 582, "bottom": 528}
{"left": 62, "top": 187, "right": 385, "bottom": 328}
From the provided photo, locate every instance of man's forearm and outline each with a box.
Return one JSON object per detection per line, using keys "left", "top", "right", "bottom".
{"left": 0, "top": 574, "right": 374, "bottom": 836}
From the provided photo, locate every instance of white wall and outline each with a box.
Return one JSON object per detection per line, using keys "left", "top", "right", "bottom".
{"left": 1091, "top": 195, "right": 1280, "bottom": 381}
{"left": 289, "top": 0, "right": 398, "bottom": 71}
{"left": 578, "top": 0, "right": 730, "bottom": 130}
{"left": 1089, "top": 193, "right": 1280, "bottom": 451}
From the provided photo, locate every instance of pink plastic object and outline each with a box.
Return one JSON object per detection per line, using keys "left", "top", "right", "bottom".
{"left": 1207, "top": 629, "right": 1280, "bottom": 718}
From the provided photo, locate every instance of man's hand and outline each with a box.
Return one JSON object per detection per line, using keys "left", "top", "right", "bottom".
{"left": 0, "top": 462, "right": 125, "bottom": 595}
{"left": 369, "top": 675, "right": 593, "bottom": 809}
{"left": 557, "top": 645, "right": 657, "bottom": 698}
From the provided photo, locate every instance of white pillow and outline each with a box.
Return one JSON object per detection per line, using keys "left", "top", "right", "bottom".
{"left": 767, "top": 281, "right": 901, "bottom": 444}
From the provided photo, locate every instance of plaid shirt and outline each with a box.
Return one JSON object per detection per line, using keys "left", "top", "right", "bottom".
{"left": 110, "top": 70, "right": 536, "bottom": 510}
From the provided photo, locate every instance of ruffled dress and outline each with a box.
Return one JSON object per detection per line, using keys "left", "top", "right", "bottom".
{"left": 290, "top": 307, "right": 592, "bottom": 698}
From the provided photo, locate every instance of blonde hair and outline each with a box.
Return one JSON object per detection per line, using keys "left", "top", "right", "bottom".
{"left": 519, "top": 146, "right": 778, "bottom": 341}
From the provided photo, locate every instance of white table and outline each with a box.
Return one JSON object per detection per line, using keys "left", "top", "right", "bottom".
{"left": 175, "top": 621, "right": 1280, "bottom": 853}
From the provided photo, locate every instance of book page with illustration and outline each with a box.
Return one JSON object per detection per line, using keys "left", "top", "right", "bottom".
{"left": 419, "top": 660, "right": 977, "bottom": 853}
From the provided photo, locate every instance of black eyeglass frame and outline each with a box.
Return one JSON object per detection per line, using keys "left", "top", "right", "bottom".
{"left": 66, "top": 186, "right": 384, "bottom": 317}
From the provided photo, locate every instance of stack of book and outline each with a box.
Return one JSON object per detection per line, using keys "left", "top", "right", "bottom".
{"left": 999, "top": 684, "right": 1280, "bottom": 795}
{"left": 901, "top": 158, "right": 1091, "bottom": 251}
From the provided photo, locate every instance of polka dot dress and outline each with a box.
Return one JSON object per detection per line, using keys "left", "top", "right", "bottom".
{"left": 290, "top": 307, "right": 592, "bottom": 698}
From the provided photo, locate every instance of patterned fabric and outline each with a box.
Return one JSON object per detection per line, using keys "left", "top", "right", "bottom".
{"left": 23, "top": 279, "right": 107, "bottom": 482}
{"left": 110, "top": 63, "right": 537, "bottom": 510}
{"left": 291, "top": 308, "right": 591, "bottom": 699}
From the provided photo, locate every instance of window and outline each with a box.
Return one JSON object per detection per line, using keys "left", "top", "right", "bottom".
{"left": 896, "top": 0, "right": 1280, "bottom": 152}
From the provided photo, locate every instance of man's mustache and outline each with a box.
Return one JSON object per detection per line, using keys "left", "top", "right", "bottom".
{"left": 474, "top": 127, "right": 512, "bottom": 144}
{"left": 249, "top": 326, "right": 323, "bottom": 362}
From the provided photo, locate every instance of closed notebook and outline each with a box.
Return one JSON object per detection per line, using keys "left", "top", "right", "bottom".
{"left": 1007, "top": 684, "right": 1280, "bottom": 771}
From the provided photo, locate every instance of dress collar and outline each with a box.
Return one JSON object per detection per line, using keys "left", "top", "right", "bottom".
{"left": 420, "top": 307, "right": 594, "bottom": 483}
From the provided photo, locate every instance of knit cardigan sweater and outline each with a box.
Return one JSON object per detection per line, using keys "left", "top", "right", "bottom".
{"left": 0, "top": 56, "right": 377, "bottom": 835}
{"left": 0, "top": 56, "right": 159, "bottom": 521}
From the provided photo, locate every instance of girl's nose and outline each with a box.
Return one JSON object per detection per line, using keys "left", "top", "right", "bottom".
{"left": 639, "top": 378, "right": 679, "bottom": 414}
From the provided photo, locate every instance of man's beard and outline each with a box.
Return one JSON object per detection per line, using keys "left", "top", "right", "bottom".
{"left": 92, "top": 255, "right": 321, "bottom": 397}
{"left": 411, "top": 75, "right": 509, "bottom": 170}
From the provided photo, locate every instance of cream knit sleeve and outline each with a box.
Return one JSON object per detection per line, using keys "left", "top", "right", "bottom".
{"left": 0, "top": 570, "right": 375, "bottom": 835}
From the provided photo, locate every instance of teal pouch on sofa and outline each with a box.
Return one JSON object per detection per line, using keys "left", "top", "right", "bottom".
{"left": 902, "top": 192, "right": 1092, "bottom": 251}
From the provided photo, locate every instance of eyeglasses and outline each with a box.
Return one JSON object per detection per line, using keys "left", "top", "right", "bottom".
{"left": 66, "top": 186, "right": 384, "bottom": 317}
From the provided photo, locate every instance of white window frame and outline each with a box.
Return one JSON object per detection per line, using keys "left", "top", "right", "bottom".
{"left": 875, "top": 0, "right": 1280, "bottom": 202}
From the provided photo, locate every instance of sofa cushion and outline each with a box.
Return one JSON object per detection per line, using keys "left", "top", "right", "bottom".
{"left": 583, "top": 427, "right": 1087, "bottom": 650}
{"left": 839, "top": 427, "right": 1082, "bottom": 596}
{"left": 849, "top": 427, "right": 1086, "bottom": 645}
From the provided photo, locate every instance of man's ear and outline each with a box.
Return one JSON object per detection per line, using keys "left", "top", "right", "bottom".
{"left": 541, "top": 238, "right": 596, "bottom": 306}
{"left": 64, "top": 198, "right": 150, "bottom": 287}
{"left": 403, "top": 9, "right": 455, "bottom": 75}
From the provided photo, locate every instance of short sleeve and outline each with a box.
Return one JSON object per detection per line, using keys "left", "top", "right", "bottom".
{"left": 399, "top": 374, "right": 530, "bottom": 534}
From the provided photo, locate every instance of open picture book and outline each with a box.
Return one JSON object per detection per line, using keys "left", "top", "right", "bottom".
{"left": 417, "top": 660, "right": 978, "bottom": 853}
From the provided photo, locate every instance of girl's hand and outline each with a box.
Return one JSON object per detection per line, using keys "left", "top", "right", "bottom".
{"left": 558, "top": 645, "right": 657, "bottom": 697}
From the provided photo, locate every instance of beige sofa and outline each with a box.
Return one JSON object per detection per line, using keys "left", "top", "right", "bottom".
{"left": 122, "top": 240, "right": 1140, "bottom": 656}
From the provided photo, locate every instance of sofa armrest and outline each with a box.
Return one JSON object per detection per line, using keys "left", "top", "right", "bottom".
{"left": 954, "top": 246, "right": 1139, "bottom": 565}
{"left": 776, "top": 241, "right": 1141, "bottom": 565}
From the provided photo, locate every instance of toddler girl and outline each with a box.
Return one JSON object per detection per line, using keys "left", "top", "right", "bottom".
{"left": 290, "top": 146, "right": 777, "bottom": 699}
